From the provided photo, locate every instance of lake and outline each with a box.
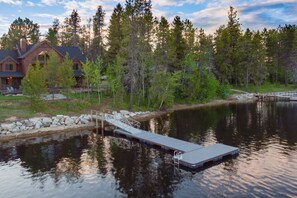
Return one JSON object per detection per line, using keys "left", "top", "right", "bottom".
{"left": 0, "top": 101, "right": 297, "bottom": 197}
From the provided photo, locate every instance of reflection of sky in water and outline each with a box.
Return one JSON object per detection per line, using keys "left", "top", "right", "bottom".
{"left": 0, "top": 102, "right": 297, "bottom": 197}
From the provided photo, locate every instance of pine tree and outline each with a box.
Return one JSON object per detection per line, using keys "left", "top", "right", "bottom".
{"left": 90, "top": 6, "right": 105, "bottom": 60}
{"left": 0, "top": 17, "right": 40, "bottom": 49}
{"left": 58, "top": 53, "right": 75, "bottom": 92}
{"left": 46, "top": 19, "right": 60, "bottom": 46}
{"left": 237, "top": 28, "right": 253, "bottom": 91}
{"left": 154, "top": 16, "right": 170, "bottom": 71}
{"left": 21, "top": 61, "right": 47, "bottom": 101}
{"left": 250, "top": 31, "right": 267, "bottom": 91}
{"left": 45, "top": 51, "right": 61, "bottom": 95}
{"left": 169, "top": 16, "right": 186, "bottom": 72}
{"left": 262, "top": 28, "right": 280, "bottom": 83}
{"left": 61, "top": 10, "right": 81, "bottom": 46}
{"left": 106, "top": 3, "right": 123, "bottom": 65}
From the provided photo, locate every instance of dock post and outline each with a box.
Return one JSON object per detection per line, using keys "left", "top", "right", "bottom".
{"left": 101, "top": 112, "right": 104, "bottom": 135}
{"left": 91, "top": 110, "right": 93, "bottom": 122}
{"left": 96, "top": 112, "right": 98, "bottom": 134}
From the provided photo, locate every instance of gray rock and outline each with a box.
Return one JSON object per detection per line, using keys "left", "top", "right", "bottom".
{"left": 35, "top": 121, "right": 43, "bottom": 129}
{"left": 1, "top": 123, "right": 16, "bottom": 131}
{"left": 16, "top": 122, "right": 22, "bottom": 126}
{"left": 29, "top": 118, "right": 41, "bottom": 123}
{"left": 42, "top": 117, "right": 52, "bottom": 127}
{"left": 20, "top": 126, "right": 26, "bottom": 131}
{"left": 120, "top": 110, "right": 130, "bottom": 115}
{"left": 80, "top": 119, "right": 89, "bottom": 124}
{"left": 11, "top": 127, "right": 20, "bottom": 133}
{"left": 65, "top": 117, "right": 74, "bottom": 125}
{"left": 56, "top": 115, "right": 64, "bottom": 119}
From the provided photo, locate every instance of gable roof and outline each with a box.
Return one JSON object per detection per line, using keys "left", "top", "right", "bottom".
{"left": 18, "top": 40, "right": 65, "bottom": 59}
{"left": 0, "top": 50, "right": 19, "bottom": 63}
{"left": 1, "top": 40, "right": 86, "bottom": 64}
{"left": 54, "top": 46, "right": 86, "bottom": 63}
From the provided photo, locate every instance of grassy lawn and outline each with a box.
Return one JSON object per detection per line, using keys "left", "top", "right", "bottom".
{"left": 0, "top": 93, "right": 110, "bottom": 123}
{"left": 232, "top": 82, "right": 297, "bottom": 93}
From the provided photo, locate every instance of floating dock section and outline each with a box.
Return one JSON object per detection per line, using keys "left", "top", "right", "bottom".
{"left": 99, "top": 114, "right": 239, "bottom": 170}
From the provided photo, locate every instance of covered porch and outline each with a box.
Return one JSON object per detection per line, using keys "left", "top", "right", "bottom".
{"left": 0, "top": 71, "right": 24, "bottom": 94}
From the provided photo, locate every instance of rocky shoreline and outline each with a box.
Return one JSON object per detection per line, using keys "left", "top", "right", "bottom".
{"left": 0, "top": 111, "right": 150, "bottom": 142}
{"left": 0, "top": 114, "right": 93, "bottom": 136}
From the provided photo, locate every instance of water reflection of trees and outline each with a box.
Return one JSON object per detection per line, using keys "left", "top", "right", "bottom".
{"left": 15, "top": 136, "right": 89, "bottom": 183}
{"left": 109, "top": 139, "right": 182, "bottom": 197}
{"left": 144, "top": 102, "right": 297, "bottom": 150}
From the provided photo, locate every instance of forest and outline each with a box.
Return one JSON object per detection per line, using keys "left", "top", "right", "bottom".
{"left": 1, "top": 0, "right": 297, "bottom": 110}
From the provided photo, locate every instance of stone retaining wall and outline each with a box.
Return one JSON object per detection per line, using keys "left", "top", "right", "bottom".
{"left": 0, "top": 114, "right": 92, "bottom": 136}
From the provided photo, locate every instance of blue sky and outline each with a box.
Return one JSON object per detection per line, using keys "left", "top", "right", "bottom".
{"left": 0, "top": 0, "right": 297, "bottom": 36}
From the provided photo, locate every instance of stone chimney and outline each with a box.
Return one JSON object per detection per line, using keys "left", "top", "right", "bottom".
{"left": 20, "top": 38, "right": 27, "bottom": 52}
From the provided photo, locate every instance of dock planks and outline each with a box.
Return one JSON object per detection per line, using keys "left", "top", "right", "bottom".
{"left": 113, "top": 127, "right": 239, "bottom": 170}
{"left": 95, "top": 113, "right": 239, "bottom": 170}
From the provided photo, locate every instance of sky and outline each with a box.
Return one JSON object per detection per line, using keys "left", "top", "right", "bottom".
{"left": 0, "top": 0, "right": 297, "bottom": 36}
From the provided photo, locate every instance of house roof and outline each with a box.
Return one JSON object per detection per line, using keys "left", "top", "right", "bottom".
{"left": 54, "top": 46, "right": 86, "bottom": 63}
{"left": 1, "top": 41, "right": 85, "bottom": 67}
{"left": 15, "top": 41, "right": 85, "bottom": 63}
{"left": 0, "top": 50, "right": 19, "bottom": 63}
{"left": 0, "top": 71, "right": 24, "bottom": 78}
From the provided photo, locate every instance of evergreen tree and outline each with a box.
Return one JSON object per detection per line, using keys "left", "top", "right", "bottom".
{"left": 237, "top": 28, "right": 253, "bottom": 91}
{"left": 169, "top": 16, "right": 186, "bottom": 72}
{"left": 21, "top": 61, "right": 47, "bottom": 101}
{"left": 214, "top": 26, "right": 232, "bottom": 84}
{"left": 262, "top": 28, "right": 280, "bottom": 83}
{"left": 61, "top": 10, "right": 81, "bottom": 46}
{"left": 278, "top": 25, "right": 297, "bottom": 85}
{"left": 106, "top": 3, "right": 124, "bottom": 65}
{"left": 46, "top": 19, "right": 60, "bottom": 46}
{"left": 0, "top": 17, "right": 40, "bottom": 49}
{"left": 197, "top": 28, "right": 214, "bottom": 76}
{"left": 250, "top": 31, "right": 267, "bottom": 91}
{"left": 154, "top": 16, "right": 170, "bottom": 71}
{"left": 45, "top": 51, "right": 61, "bottom": 95}
{"left": 58, "top": 53, "right": 75, "bottom": 92}
{"left": 90, "top": 6, "right": 105, "bottom": 60}
{"left": 214, "top": 6, "right": 241, "bottom": 84}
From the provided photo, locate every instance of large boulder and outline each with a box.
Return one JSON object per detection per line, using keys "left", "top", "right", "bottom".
{"left": 42, "top": 117, "right": 52, "bottom": 127}
{"left": 1, "top": 123, "right": 16, "bottom": 131}
{"left": 65, "top": 117, "right": 74, "bottom": 125}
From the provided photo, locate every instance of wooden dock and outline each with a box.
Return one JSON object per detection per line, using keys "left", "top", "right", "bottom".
{"left": 94, "top": 113, "right": 239, "bottom": 170}
{"left": 255, "top": 91, "right": 297, "bottom": 101}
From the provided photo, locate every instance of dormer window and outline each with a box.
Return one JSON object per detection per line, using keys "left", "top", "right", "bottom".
{"left": 5, "top": 63, "right": 14, "bottom": 71}
{"left": 73, "top": 63, "right": 80, "bottom": 70}
{"left": 32, "top": 51, "right": 49, "bottom": 66}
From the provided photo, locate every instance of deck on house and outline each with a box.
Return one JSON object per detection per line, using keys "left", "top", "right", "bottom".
{"left": 97, "top": 113, "right": 239, "bottom": 170}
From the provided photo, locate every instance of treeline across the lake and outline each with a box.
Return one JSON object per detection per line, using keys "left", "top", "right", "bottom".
{"left": 1, "top": 1, "right": 297, "bottom": 110}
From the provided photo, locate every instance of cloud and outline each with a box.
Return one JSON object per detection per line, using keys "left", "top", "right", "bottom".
{"left": 33, "top": 13, "right": 58, "bottom": 18}
{"left": 26, "top": 1, "right": 35, "bottom": 6}
{"left": 41, "top": 0, "right": 58, "bottom": 6}
{"left": 0, "top": 0, "right": 22, "bottom": 5}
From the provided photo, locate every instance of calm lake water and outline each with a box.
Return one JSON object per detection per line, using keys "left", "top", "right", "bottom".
{"left": 0, "top": 102, "right": 297, "bottom": 197}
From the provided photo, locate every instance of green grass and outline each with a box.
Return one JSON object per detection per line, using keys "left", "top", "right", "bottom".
{"left": 232, "top": 82, "right": 297, "bottom": 93}
{"left": 0, "top": 99, "right": 35, "bottom": 122}
{"left": 0, "top": 95, "right": 27, "bottom": 101}
{"left": 0, "top": 93, "right": 109, "bottom": 123}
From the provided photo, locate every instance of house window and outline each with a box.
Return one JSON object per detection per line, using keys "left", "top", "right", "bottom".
{"left": 5, "top": 64, "right": 14, "bottom": 71}
{"left": 73, "top": 63, "right": 80, "bottom": 70}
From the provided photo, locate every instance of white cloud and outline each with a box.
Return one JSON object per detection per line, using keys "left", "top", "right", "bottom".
{"left": 33, "top": 13, "right": 57, "bottom": 18}
{"left": 26, "top": 1, "right": 35, "bottom": 6}
{"left": 0, "top": 0, "right": 22, "bottom": 5}
{"left": 41, "top": 0, "right": 58, "bottom": 6}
